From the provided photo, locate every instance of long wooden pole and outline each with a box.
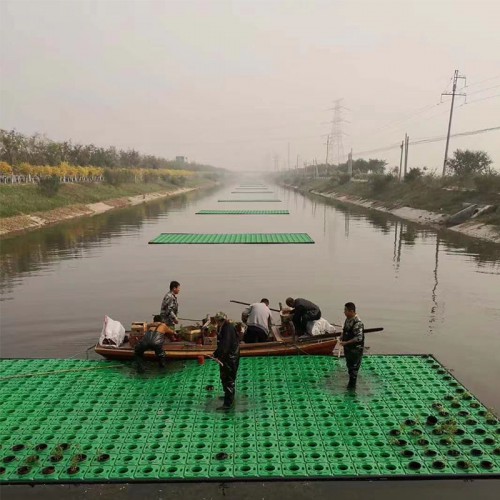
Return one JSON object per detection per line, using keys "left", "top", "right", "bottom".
{"left": 229, "top": 300, "right": 383, "bottom": 333}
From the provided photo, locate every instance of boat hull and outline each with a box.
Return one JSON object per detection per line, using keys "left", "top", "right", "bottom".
{"left": 95, "top": 335, "right": 338, "bottom": 361}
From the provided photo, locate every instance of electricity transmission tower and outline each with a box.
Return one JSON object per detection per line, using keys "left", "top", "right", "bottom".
{"left": 441, "top": 70, "right": 466, "bottom": 176}
{"left": 327, "top": 99, "right": 349, "bottom": 165}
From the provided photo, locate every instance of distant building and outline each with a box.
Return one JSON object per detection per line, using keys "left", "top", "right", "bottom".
{"left": 175, "top": 156, "right": 187, "bottom": 163}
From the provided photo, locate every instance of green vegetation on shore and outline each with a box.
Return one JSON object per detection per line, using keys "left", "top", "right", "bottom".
{"left": 277, "top": 148, "right": 500, "bottom": 228}
{"left": 280, "top": 172, "right": 500, "bottom": 227}
{"left": 0, "top": 177, "right": 208, "bottom": 218}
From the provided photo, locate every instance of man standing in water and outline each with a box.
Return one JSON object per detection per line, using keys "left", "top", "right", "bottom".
{"left": 160, "top": 280, "right": 180, "bottom": 328}
{"left": 339, "top": 302, "right": 365, "bottom": 390}
{"left": 212, "top": 312, "right": 240, "bottom": 411}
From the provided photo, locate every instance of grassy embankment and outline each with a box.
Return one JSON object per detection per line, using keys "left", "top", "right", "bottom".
{"left": 0, "top": 177, "right": 206, "bottom": 219}
{"left": 286, "top": 176, "right": 500, "bottom": 227}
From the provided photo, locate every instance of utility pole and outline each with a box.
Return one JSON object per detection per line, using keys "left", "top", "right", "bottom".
{"left": 347, "top": 149, "right": 353, "bottom": 179}
{"left": 398, "top": 139, "right": 404, "bottom": 181}
{"left": 324, "top": 135, "right": 331, "bottom": 167}
{"left": 404, "top": 133, "right": 409, "bottom": 178}
{"left": 441, "top": 70, "right": 466, "bottom": 176}
{"left": 287, "top": 142, "right": 290, "bottom": 171}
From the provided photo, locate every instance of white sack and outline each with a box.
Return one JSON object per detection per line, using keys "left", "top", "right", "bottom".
{"left": 307, "top": 317, "right": 338, "bottom": 336}
{"left": 99, "top": 315, "right": 126, "bottom": 346}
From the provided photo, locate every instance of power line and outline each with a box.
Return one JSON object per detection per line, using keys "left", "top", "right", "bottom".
{"left": 411, "top": 125, "right": 500, "bottom": 145}
{"left": 370, "top": 103, "right": 443, "bottom": 135}
{"left": 464, "top": 74, "right": 500, "bottom": 89}
{"left": 460, "top": 93, "right": 500, "bottom": 106}
{"left": 466, "top": 83, "right": 500, "bottom": 96}
{"left": 353, "top": 125, "right": 500, "bottom": 157}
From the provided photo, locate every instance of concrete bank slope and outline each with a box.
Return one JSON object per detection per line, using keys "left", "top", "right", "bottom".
{"left": 292, "top": 186, "right": 500, "bottom": 244}
{"left": 0, "top": 187, "right": 197, "bottom": 238}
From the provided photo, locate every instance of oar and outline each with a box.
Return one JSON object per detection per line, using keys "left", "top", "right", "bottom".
{"left": 229, "top": 300, "right": 384, "bottom": 334}
{"left": 331, "top": 327, "right": 383, "bottom": 334}
{"left": 178, "top": 317, "right": 203, "bottom": 322}
{"left": 230, "top": 299, "right": 281, "bottom": 313}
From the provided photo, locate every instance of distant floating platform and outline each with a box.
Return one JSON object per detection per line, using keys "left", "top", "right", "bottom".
{"left": 218, "top": 199, "right": 282, "bottom": 202}
{"left": 0, "top": 355, "right": 498, "bottom": 484}
{"left": 196, "top": 210, "right": 289, "bottom": 215}
{"left": 149, "top": 233, "right": 314, "bottom": 244}
{"left": 231, "top": 191, "right": 274, "bottom": 194}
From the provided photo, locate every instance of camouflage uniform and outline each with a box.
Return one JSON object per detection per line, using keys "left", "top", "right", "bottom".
{"left": 160, "top": 291, "right": 178, "bottom": 327}
{"left": 342, "top": 315, "right": 365, "bottom": 387}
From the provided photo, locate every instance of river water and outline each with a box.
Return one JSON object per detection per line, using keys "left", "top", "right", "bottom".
{"left": 1, "top": 182, "right": 499, "bottom": 414}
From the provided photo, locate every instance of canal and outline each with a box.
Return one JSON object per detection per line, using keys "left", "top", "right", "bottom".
{"left": 1, "top": 182, "right": 499, "bottom": 411}
{"left": 1, "top": 181, "right": 499, "bottom": 498}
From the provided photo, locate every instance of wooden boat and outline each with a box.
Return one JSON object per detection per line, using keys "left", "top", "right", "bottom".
{"left": 94, "top": 325, "right": 340, "bottom": 361}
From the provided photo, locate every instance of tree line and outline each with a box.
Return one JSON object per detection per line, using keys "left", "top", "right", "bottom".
{"left": 0, "top": 129, "right": 221, "bottom": 172}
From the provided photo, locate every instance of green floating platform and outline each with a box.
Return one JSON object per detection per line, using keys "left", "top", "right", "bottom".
{"left": 0, "top": 355, "right": 498, "bottom": 484}
{"left": 218, "top": 199, "right": 282, "bottom": 202}
{"left": 149, "top": 233, "right": 314, "bottom": 244}
{"left": 196, "top": 210, "right": 289, "bottom": 215}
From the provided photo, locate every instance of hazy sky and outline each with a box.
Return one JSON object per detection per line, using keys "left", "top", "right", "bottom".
{"left": 1, "top": 0, "right": 499, "bottom": 172}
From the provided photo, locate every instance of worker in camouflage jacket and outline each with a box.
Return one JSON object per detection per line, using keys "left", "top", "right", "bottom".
{"left": 339, "top": 302, "right": 365, "bottom": 389}
{"left": 160, "top": 280, "right": 180, "bottom": 327}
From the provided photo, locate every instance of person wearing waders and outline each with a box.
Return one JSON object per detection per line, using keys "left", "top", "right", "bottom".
{"left": 339, "top": 302, "right": 365, "bottom": 390}
{"left": 133, "top": 321, "right": 174, "bottom": 373}
{"left": 212, "top": 312, "right": 240, "bottom": 411}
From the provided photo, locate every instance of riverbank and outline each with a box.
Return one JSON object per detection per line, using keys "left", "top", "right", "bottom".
{"left": 0, "top": 180, "right": 215, "bottom": 238}
{"left": 283, "top": 179, "right": 500, "bottom": 244}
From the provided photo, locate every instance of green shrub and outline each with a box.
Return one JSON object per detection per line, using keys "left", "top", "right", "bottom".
{"left": 338, "top": 173, "right": 351, "bottom": 185}
{"left": 37, "top": 175, "right": 61, "bottom": 197}
{"left": 143, "top": 171, "right": 159, "bottom": 183}
{"left": 405, "top": 168, "right": 423, "bottom": 183}
{"left": 103, "top": 168, "right": 135, "bottom": 186}
{"left": 171, "top": 176, "right": 186, "bottom": 186}
{"left": 473, "top": 173, "right": 500, "bottom": 193}
{"left": 371, "top": 173, "right": 395, "bottom": 193}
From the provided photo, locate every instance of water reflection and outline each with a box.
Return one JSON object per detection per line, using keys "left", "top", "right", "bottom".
{"left": 0, "top": 190, "right": 214, "bottom": 298}
{"left": 307, "top": 192, "right": 499, "bottom": 337}
{"left": 429, "top": 236, "right": 441, "bottom": 334}
{"left": 317, "top": 193, "right": 500, "bottom": 267}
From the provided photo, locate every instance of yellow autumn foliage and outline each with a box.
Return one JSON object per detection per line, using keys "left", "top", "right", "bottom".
{"left": 0, "top": 162, "right": 13, "bottom": 175}
{"left": 2, "top": 162, "right": 193, "bottom": 180}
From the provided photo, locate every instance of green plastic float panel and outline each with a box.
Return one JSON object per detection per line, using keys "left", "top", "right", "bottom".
{"left": 148, "top": 233, "right": 314, "bottom": 244}
{"left": 218, "top": 199, "right": 282, "bottom": 202}
{"left": 196, "top": 210, "right": 290, "bottom": 215}
{"left": 0, "top": 355, "right": 498, "bottom": 484}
